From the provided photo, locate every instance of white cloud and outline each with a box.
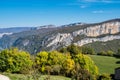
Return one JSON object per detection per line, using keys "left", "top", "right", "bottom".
{"left": 80, "top": 5, "right": 87, "bottom": 8}
{"left": 92, "top": 10, "right": 104, "bottom": 13}
{"left": 79, "top": 0, "right": 120, "bottom": 3}
{"left": 82, "top": 0, "right": 97, "bottom": 2}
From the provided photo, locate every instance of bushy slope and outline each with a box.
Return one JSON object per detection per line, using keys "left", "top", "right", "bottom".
{"left": 84, "top": 39, "right": 120, "bottom": 53}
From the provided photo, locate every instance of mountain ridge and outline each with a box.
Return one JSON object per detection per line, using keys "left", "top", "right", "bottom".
{"left": 0, "top": 18, "right": 120, "bottom": 54}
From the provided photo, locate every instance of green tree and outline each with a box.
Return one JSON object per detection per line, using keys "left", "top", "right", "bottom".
{"left": 62, "top": 57, "right": 75, "bottom": 77}
{"left": 73, "top": 53, "right": 99, "bottom": 75}
{"left": 67, "top": 44, "right": 81, "bottom": 56}
{"left": 81, "top": 46, "right": 95, "bottom": 55}
{"left": 97, "top": 51, "right": 106, "bottom": 56}
{"left": 117, "top": 48, "right": 120, "bottom": 55}
{"left": 36, "top": 51, "right": 48, "bottom": 65}
{"left": 48, "top": 51, "right": 65, "bottom": 65}
{"left": 35, "top": 51, "right": 49, "bottom": 73}
{"left": 106, "top": 50, "right": 114, "bottom": 56}
{"left": 0, "top": 48, "right": 33, "bottom": 73}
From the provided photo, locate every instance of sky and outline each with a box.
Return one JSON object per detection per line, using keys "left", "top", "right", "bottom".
{"left": 0, "top": 0, "right": 120, "bottom": 28}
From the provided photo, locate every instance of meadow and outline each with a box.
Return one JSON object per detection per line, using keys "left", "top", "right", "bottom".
{"left": 89, "top": 55, "right": 120, "bottom": 74}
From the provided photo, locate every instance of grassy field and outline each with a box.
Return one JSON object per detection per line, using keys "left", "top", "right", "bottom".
{"left": 2, "top": 73, "right": 71, "bottom": 80}
{"left": 89, "top": 55, "right": 120, "bottom": 74}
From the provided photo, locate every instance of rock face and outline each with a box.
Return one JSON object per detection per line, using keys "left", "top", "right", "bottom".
{"left": 0, "top": 19, "right": 120, "bottom": 53}
{"left": 43, "top": 19, "right": 120, "bottom": 50}
{"left": 0, "top": 33, "right": 12, "bottom": 38}
{"left": 74, "top": 35, "right": 120, "bottom": 46}
{"left": 45, "top": 33, "right": 73, "bottom": 50}
{"left": 73, "top": 21, "right": 120, "bottom": 37}
{"left": 0, "top": 74, "right": 10, "bottom": 80}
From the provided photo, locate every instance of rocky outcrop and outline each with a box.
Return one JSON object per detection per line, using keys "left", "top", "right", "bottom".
{"left": 45, "top": 20, "right": 120, "bottom": 49}
{"left": 0, "top": 74, "right": 10, "bottom": 80}
{"left": 73, "top": 21, "right": 120, "bottom": 37}
{"left": 45, "top": 33, "right": 73, "bottom": 50}
{"left": 0, "top": 33, "right": 12, "bottom": 38}
{"left": 74, "top": 34, "right": 120, "bottom": 46}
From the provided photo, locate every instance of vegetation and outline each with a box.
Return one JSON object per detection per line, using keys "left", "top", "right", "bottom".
{"left": 84, "top": 39, "right": 120, "bottom": 53}
{"left": 0, "top": 46, "right": 99, "bottom": 80}
{"left": 89, "top": 55, "right": 120, "bottom": 74}
{"left": 97, "top": 50, "right": 114, "bottom": 56}
{"left": 0, "top": 48, "right": 33, "bottom": 73}
{"left": 117, "top": 48, "right": 120, "bottom": 55}
{"left": 81, "top": 46, "right": 95, "bottom": 55}
{"left": 35, "top": 50, "right": 98, "bottom": 79}
{"left": 59, "top": 44, "right": 95, "bottom": 55}
{"left": 97, "top": 73, "right": 111, "bottom": 80}
{"left": 1, "top": 44, "right": 120, "bottom": 80}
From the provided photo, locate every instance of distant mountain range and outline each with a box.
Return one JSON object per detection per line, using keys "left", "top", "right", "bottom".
{"left": 0, "top": 18, "right": 120, "bottom": 54}
{"left": 0, "top": 27, "right": 36, "bottom": 33}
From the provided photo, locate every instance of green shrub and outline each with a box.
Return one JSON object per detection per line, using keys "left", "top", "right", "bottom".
{"left": 106, "top": 50, "right": 114, "bottom": 56}
{"left": 73, "top": 54, "right": 99, "bottom": 76}
{"left": 98, "top": 73, "right": 111, "bottom": 80}
{"left": 97, "top": 50, "right": 114, "bottom": 56}
{"left": 81, "top": 46, "right": 95, "bottom": 55}
{"left": 35, "top": 50, "right": 98, "bottom": 78}
{"left": 0, "top": 48, "right": 33, "bottom": 73}
{"left": 97, "top": 51, "right": 106, "bottom": 56}
{"left": 67, "top": 44, "right": 81, "bottom": 56}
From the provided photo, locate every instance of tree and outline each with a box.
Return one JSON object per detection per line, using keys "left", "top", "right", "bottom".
{"left": 35, "top": 51, "right": 49, "bottom": 73}
{"left": 117, "top": 48, "right": 120, "bottom": 55}
{"left": 106, "top": 50, "right": 114, "bottom": 56}
{"left": 67, "top": 44, "right": 81, "bottom": 56}
{"left": 81, "top": 46, "right": 95, "bottom": 55}
{"left": 48, "top": 51, "right": 65, "bottom": 65}
{"left": 0, "top": 48, "right": 33, "bottom": 73}
{"left": 62, "top": 58, "right": 75, "bottom": 77}
{"left": 73, "top": 53, "right": 99, "bottom": 75}
{"left": 36, "top": 51, "right": 48, "bottom": 65}
{"left": 35, "top": 51, "right": 65, "bottom": 74}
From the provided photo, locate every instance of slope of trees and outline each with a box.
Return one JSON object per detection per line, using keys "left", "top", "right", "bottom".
{"left": 0, "top": 46, "right": 99, "bottom": 79}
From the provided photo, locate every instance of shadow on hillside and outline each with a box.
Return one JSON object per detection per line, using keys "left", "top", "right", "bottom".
{"left": 116, "top": 61, "right": 120, "bottom": 64}
{"left": 113, "top": 54, "right": 120, "bottom": 64}
{"left": 114, "top": 54, "right": 120, "bottom": 58}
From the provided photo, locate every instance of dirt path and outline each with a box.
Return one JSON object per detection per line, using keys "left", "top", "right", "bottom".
{"left": 0, "top": 74, "right": 10, "bottom": 80}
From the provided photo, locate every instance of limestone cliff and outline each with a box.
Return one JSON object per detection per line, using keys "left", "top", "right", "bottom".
{"left": 44, "top": 19, "right": 120, "bottom": 50}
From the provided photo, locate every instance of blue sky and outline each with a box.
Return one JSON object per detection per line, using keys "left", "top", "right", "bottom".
{"left": 0, "top": 0, "right": 120, "bottom": 28}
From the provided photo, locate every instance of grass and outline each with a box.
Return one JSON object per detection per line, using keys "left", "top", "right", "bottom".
{"left": 89, "top": 55, "right": 120, "bottom": 74}
{"left": 2, "top": 73, "right": 71, "bottom": 80}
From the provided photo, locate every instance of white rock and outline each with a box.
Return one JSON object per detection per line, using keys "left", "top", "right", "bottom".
{"left": 0, "top": 74, "right": 10, "bottom": 80}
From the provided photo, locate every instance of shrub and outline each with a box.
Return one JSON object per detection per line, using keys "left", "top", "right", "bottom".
{"left": 117, "top": 48, "right": 120, "bottom": 56}
{"left": 97, "top": 51, "right": 106, "bottom": 56}
{"left": 73, "top": 54, "right": 99, "bottom": 75}
{"left": 81, "top": 46, "right": 95, "bottom": 55}
{"left": 35, "top": 50, "right": 99, "bottom": 78}
{"left": 97, "top": 50, "right": 114, "bottom": 56}
{"left": 0, "top": 48, "right": 33, "bottom": 73}
{"left": 62, "top": 58, "right": 75, "bottom": 76}
{"left": 106, "top": 50, "right": 114, "bottom": 56}
{"left": 98, "top": 73, "right": 111, "bottom": 80}
{"left": 67, "top": 44, "right": 81, "bottom": 56}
